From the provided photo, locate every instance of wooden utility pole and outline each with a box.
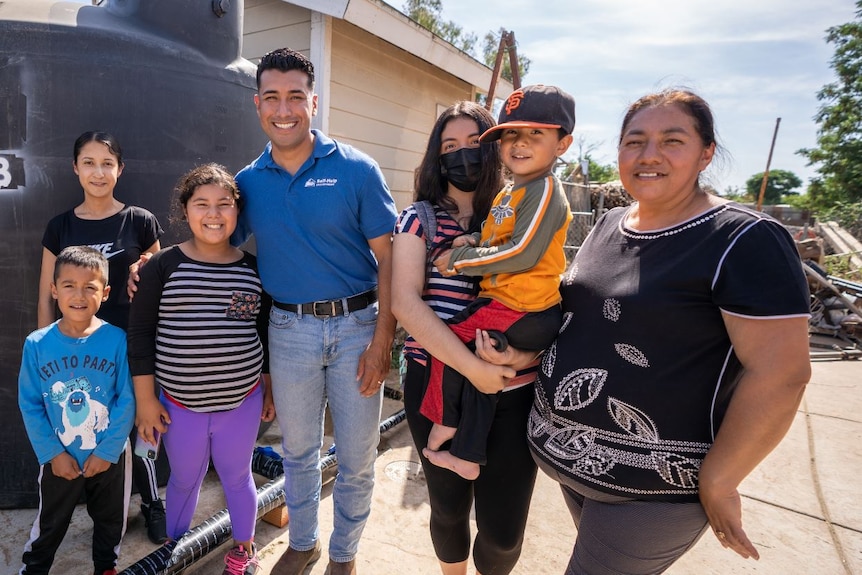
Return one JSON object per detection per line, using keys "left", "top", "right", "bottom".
{"left": 485, "top": 30, "right": 521, "bottom": 110}
{"left": 756, "top": 117, "right": 782, "bottom": 211}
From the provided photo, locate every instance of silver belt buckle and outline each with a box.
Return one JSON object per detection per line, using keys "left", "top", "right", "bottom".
{"left": 313, "top": 300, "right": 337, "bottom": 318}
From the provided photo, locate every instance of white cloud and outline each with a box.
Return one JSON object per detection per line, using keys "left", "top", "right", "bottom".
{"left": 437, "top": 0, "right": 856, "bottom": 190}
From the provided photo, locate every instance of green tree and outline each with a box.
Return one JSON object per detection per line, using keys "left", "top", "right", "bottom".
{"left": 558, "top": 157, "right": 618, "bottom": 183}
{"left": 744, "top": 169, "right": 803, "bottom": 205}
{"left": 586, "top": 157, "right": 618, "bottom": 183}
{"left": 402, "top": 1, "right": 529, "bottom": 83}
{"left": 558, "top": 136, "right": 617, "bottom": 183}
{"left": 403, "top": 0, "right": 477, "bottom": 53}
{"left": 482, "top": 28, "right": 531, "bottom": 83}
{"left": 798, "top": 1, "right": 862, "bottom": 209}
{"left": 720, "top": 185, "right": 751, "bottom": 202}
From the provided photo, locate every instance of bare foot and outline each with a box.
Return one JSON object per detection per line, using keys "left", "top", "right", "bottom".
{"left": 427, "top": 423, "right": 456, "bottom": 451}
{"left": 422, "top": 448, "right": 480, "bottom": 480}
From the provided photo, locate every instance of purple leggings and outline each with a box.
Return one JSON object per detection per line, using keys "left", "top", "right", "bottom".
{"left": 160, "top": 385, "right": 262, "bottom": 542}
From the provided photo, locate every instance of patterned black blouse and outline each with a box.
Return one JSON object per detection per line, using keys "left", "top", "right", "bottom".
{"left": 529, "top": 202, "right": 809, "bottom": 501}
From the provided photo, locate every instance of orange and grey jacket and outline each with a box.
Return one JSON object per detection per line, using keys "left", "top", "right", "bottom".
{"left": 448, "top": 173, "right": 572, "bottom": 312}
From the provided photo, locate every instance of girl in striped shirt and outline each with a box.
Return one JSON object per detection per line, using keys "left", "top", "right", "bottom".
{"left": 127, "top": 164, "right": 273, "bottom": 575}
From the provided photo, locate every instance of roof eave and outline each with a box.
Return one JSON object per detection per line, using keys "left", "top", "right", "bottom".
{"left": 282, "top": 0, "right": 513, "bottom": 96}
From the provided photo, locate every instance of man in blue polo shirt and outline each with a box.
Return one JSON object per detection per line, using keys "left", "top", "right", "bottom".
{"left": 234, "top": 48, "right": 397, "bottom": 575}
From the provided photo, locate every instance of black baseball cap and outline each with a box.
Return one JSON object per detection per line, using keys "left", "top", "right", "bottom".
{"left": 479, "top": 84, "right": 576, "bottom": 142}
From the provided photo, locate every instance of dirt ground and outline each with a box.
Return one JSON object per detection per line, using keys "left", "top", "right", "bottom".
{"left": 2, "top": 358, "right": 861, "bottom": 575}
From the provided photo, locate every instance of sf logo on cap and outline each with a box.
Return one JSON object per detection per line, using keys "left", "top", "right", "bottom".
{"left": 505, "top": 89, "right": 525, "bottom": 115}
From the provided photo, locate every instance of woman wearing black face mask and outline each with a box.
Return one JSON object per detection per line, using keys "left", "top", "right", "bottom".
{"left": 439, "top": 146, "right": 484, "bottom": 194}
{"left": 392, "top": 102, "right": 542, "bottom": 575}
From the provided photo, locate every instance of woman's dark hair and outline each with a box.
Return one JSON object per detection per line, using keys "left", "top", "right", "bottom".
{"left": 170, "top": 163, "right": 241, "bottom": 227}
{"left": 73, "top": 131, "right": 124, "bottom": 165}
{"left": 414, "top": 101, "right": 502, "bottom": 233}
{"left": 618, "top": 88, "right": 727, "bottom": 185}
{"left": 619, "top": 89, "right": 716, "bottom": 148}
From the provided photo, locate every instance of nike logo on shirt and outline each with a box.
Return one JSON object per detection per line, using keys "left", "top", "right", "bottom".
{"left": 89, "top": 243, "right": 125, "bottom": 259}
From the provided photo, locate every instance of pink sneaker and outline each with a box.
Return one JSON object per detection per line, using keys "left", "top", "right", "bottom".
{"left": 223, "top": 543, "right": 259, "bottom": 575}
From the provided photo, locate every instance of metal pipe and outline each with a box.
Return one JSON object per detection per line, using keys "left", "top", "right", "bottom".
{"left": 379, "top": 409, "right": 407, "bottom": 434}
{"left": 383, "top": 384, "right": 404, "bottom": 402}
{"left": 804, "top": 261, "right": 862, "bottom": 319}
{"left": 255, "top": 408, "right": 407, "bottom": 478}
{"left": 119, "top": 408, "right": 407, "bottom": 574}
{"left": 118, "top": 475, "right": 287, "bottom": 575}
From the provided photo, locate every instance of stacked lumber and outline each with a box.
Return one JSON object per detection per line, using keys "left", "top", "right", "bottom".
{"left": 819, "top": 221, "right": 862, "bottom": 270}
{"left": 591, "top": 181, "right": 633, "bottom": 213}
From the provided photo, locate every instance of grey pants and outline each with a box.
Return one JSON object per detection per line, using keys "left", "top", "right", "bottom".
{"left": 535, "top": 456, "right": 709, "bottom": 575}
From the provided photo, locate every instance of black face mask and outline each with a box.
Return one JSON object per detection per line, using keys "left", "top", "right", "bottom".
{"left": 440, "top": 147, "right": 483, "bottom": 193}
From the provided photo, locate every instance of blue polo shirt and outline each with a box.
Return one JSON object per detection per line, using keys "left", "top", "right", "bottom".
{"left": 234, "top": 130, "right": 397, "bottom": 304}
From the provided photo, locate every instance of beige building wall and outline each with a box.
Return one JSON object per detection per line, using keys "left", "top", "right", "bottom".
{"left": 329, "top": 18, "right": 472, "bottom": 210}
{"left": 242, "top": 1, "right": 476, "bottom": 211}
{"left": 243, "top": 0, "right": 311, "bottom": 60}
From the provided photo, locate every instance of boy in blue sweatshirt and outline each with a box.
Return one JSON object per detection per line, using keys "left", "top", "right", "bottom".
{"left": 18, "top": 246, "right": 135, "bottom": 575}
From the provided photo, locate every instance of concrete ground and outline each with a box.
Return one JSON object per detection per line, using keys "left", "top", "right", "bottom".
{"left": 1, "top": 356, "right": 860, "bottom": 575}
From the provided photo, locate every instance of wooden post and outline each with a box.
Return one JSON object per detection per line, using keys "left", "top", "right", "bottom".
{"left": 506, "top": 31, "right": 520, "bottom": 89}
{"left": 485, "top": 30, "right": 520, "bottom": 110}
{"left": 756, "top": 117, "right": 781, "bottom": 212}
{"left": 485, "top": 34, "right": 508, "bottom": 110}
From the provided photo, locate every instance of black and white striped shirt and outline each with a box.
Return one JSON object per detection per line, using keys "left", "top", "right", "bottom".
{"left": 128, "top": 246, "right": 268, "bottom": 412}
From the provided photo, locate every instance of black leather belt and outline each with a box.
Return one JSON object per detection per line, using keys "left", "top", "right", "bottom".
{"left": 273, "top": 288, "right": 377, "bottom": 318}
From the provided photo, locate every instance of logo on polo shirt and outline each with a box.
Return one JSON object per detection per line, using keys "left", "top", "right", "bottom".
{"left": 304, "top": 177, "right": 338, "bottom": 187}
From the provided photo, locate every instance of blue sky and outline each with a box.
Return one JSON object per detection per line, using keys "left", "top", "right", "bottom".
{"left": 69, "top": 0, "right": 854, "bottom": 193}
{"left": 436, "top": 0, "right": 857, "bottom": 194}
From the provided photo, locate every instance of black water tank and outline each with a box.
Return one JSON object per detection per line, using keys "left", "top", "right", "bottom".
{"left": 0, "top": 0, "right": 268, "bottom": 508}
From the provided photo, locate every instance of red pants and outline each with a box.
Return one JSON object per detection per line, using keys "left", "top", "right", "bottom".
{"left": 420, "top": 298, "right": 560, "bottom": 464}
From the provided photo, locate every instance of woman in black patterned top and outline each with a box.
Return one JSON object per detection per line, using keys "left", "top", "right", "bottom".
{"left": 127, "top": 164, "right": 274, "bottom": 574}
{"left": 529, "top": 90, "right": 811, "bottom": 574}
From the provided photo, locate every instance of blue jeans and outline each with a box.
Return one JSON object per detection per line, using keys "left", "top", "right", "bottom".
{"left": 268, "top": 302, "right": 383, "bottom": 562}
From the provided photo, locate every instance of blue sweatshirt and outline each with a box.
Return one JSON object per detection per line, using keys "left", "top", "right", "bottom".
{"left": 18, "top": 321, "right": 135, "bottom": 468}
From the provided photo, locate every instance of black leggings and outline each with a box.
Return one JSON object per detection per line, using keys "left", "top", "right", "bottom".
{"left": 404, "top": 357, "right": 537, "bottom": 575}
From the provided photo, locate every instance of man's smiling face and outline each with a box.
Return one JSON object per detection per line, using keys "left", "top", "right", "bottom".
{"left": 254, "top": 69, "right": 318, "bottom": 157}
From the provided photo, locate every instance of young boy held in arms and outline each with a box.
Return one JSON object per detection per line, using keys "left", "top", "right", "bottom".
{"left": 426, "top": 85, "right": 575, "bottom": 480}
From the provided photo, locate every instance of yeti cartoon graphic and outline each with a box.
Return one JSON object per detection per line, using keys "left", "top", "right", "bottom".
{"left": 50, "top": 377, "right": 110, "bottom": 450}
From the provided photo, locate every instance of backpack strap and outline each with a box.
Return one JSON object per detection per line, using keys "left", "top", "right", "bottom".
{"left": 412, "top": 200, "right": 437, "bottom": 253}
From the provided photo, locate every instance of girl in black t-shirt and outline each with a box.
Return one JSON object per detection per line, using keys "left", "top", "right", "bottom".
{"left": 39, "top": 131, "right": 162, "bottom": 330}
{"left": 37, "top": 131, "right": 167, "bottom": 545}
